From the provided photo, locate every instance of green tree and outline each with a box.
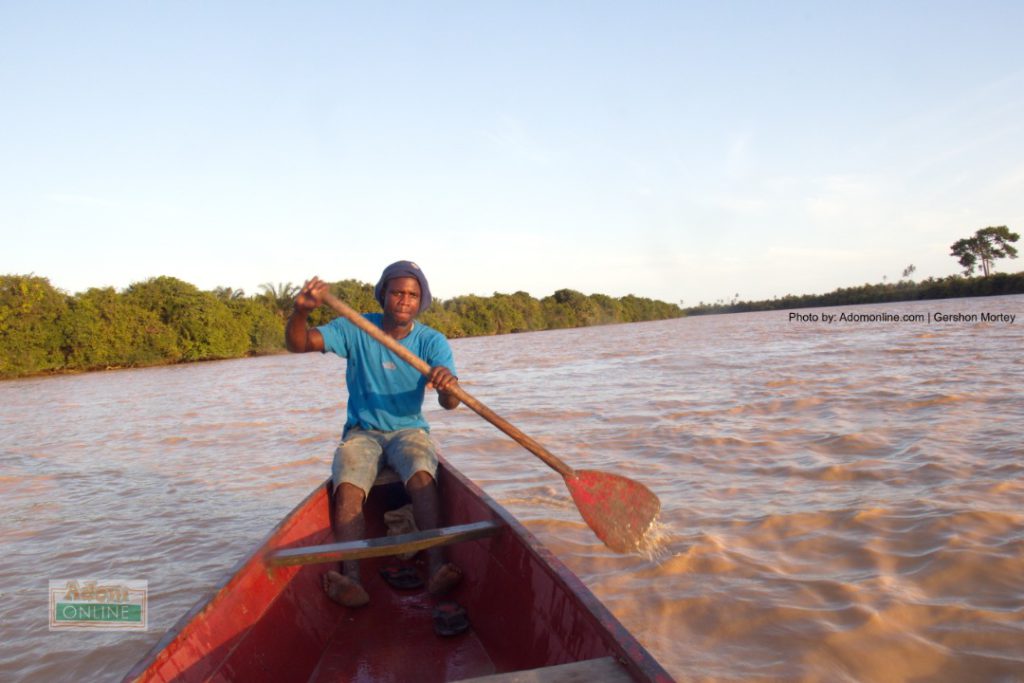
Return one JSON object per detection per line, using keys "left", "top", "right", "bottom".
{"left": 227, "top": 298, "right": 284, "bottom": 354}
{"left": 543, "top": 288, "right": 600, "bottom": 328}
{"left": 487, "top": 293, "right": 528, "bottom": 334}
{"left": 323, "top": 280, "right": 380, "bottom": 324}
{"left": 619, "top": 294, "right": 655, "bottom": 322}
{"left": 443, "top": 295, "right": 498, "bottom": 336}
{"left": 62, "top": 287, "right": 178, "bottom": 369}
{"left": 950, "top": 226, "right": 1019, "bottom": 276}
{"left": 589, "top": 293, "right": 623, "bottom": 324}
{"left": 212, "top": 286, "right": 246, "bottom": 301}
{"left": 259, "top": 282, "right": 299, "bottom": 319}
{"left": 508, "top": 291, "right": 545, "bottom": 331}
{"left": 125, "top": 276, "right": 249, "bottom": 361}
{"left": 0, "top": 275, "right": 68, "bottom": 377}
{"left": 419, "top": 301, "right": 464, "bottom": 338}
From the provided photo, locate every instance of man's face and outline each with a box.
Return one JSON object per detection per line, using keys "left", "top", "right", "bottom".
{"left": 383, "top": 276, "right": 421, "bottom": 324}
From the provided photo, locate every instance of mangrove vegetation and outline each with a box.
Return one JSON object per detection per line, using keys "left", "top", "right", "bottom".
{"left": 0, "top": 274, "right": 683, "bottom": 379}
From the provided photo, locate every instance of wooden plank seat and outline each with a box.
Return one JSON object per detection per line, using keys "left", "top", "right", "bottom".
{"left": 268, "top": 520, "right": 502, "bottom": 566}
{"left": 266, "top": 468, "right": 503, "bottom": 568}
{"left": 452, "top": 657, "right": 634, "bottom": 683}
{"left": 371, "top": 467, "right": 403, "bottom": 487}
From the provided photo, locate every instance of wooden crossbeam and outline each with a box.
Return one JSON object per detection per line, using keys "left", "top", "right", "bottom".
{"left": 267, "top": 520, "right": 502, "bottom": 567}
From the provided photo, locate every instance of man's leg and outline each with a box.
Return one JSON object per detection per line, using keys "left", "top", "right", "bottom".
{"left": 388, "top": 428, "right": 464, "bottom": 595}
{"left": 323, "top": 431, "right": 381, "bottom": 608}
{"left": 322, "top": 482, "right": 370, "bottom": 607}
{"left": 406, "top": 471, "right": 462, "bottom": 594}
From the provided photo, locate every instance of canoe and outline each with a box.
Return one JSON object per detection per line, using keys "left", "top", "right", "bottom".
{"left": 123, "top": 454, "right": 674, "bottom": 682}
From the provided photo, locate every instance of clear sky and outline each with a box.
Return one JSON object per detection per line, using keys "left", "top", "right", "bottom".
{"left": 2, "top": 2, "right": 1022, "bottom": 306}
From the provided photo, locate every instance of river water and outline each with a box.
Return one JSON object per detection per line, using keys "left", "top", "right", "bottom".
{"left": 1, "top": 295, "right": 1022, "bottom": 682}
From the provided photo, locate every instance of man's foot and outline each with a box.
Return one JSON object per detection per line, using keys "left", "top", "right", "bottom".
{"left": 323, "top": 570, "right": 370, "bottom": 607}
{"left": 427, "top": 563, "right": 462, "bottom": 596}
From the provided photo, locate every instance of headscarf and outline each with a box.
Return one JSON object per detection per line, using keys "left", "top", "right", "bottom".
{"left": 374, "top": 260, "right": 432, "bottom": 313}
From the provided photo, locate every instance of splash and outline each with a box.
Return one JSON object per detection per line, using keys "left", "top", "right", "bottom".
{"left": 636, "top": 518, "right": 673, "bottom": 563}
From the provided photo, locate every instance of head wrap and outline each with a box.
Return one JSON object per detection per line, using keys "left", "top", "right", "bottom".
{"left": 374, "top": 260, "right": 432, "bottom": 313}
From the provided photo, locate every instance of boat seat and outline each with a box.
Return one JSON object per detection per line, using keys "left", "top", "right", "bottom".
{"left": 452, "top": 656, "right": 634, "bottom": 683}
{"left": 268, "top": 519, "right": 503, "bottom": 567}
{"left": 373, "top": 467, "right": 402, "bottom": 487}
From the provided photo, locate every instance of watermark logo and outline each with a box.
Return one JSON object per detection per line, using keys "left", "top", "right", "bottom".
{"left": 49, "top": 580, "right": 148, "bottom": 631}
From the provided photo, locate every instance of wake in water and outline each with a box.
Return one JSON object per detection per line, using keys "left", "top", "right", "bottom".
{"left": 636, "top": 519, "right": 673, "bottom": 563}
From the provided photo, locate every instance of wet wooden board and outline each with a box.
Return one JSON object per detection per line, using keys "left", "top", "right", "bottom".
{"left": 267, "top": 520, "right": 502, "bottom": 566}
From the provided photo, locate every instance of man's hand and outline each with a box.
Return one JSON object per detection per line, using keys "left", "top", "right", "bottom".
{"left": 427, "top": 366, "right": 461, "bottom": 410}
{"left": 295, "top": 277, "right": 329, "bottom": 313}
{"left": 286, "top": 277, "right": 328, "bottom": 353}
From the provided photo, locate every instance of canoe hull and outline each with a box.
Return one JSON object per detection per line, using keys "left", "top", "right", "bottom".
{"left": 124, "top": 456, "right": 673, "bottom": 682}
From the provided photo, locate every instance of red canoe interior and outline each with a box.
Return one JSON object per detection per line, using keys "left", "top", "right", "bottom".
{"left": 125, "top": 457, "right": 672, "bottom": 682}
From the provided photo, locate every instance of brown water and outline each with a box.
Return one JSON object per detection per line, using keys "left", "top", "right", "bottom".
{"left": 1, "top": 295, "right": 1022, "bottom": 682}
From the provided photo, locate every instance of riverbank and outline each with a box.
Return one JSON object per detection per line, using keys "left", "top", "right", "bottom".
{"left": 684, "top": 271, "right": 1024, "bottom": 316}
{"left": 0, "top": 274, "right": 681, "bottom": 380}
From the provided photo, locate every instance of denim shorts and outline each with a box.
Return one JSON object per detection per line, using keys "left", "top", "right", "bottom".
{"left": 331, "top": 427, "right": 439, "bottom": 496}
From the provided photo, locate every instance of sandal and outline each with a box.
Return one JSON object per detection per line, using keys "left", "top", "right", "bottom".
{"left": 433, "top": 601, "right": 469, "bottom": 636}
{"left": 379, "top": 565, "right": 424, "bottom": 590}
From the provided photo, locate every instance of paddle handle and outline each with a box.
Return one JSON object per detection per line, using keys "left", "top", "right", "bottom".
{"left": 321, "top": 293, "right": 575, "bottom": 479}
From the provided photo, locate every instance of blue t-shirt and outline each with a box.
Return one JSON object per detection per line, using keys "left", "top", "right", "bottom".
{"left": 317, "top": 313, "right": 456, "bottom": 434}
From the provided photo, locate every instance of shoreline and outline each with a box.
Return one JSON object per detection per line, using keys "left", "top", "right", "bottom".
{"left": 684, "top": 272, "right": 1023, "bottom": 317}
{"left": 4, "top": 291, "right": 1020, "bottom": 382}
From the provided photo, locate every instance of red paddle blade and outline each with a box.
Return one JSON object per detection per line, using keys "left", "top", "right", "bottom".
{"left": 565, "top": 470, "right": 661, "bottom": 553}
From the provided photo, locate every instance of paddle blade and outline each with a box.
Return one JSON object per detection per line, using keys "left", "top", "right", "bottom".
{"left": 565, "top": 470, "right": 661, "bottom": 553}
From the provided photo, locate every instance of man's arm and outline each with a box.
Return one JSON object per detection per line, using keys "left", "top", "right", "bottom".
{"left": 285, "top": 278, "right": 327, "bottom": 353}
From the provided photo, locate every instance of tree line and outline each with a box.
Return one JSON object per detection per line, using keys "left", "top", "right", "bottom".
{"left": 688, "top": 225, "right": 1020, "bottom": 316}
{"left": 685, "top": 271, "right": 1024, "bottom": 316}
{"left": 0, "top": 274, "right": 683, "bottom": 379}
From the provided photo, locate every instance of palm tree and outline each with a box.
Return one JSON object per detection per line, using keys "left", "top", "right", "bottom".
{"left": 212, "top": 286, "right": 246, "bottom": 301}
{"left": 259, "top": 282, "right": 299, "bottom": 318}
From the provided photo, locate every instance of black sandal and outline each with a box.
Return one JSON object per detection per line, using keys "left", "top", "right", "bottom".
{"left": 433, "top": 601, "right": 469, "bottom": 636}
{"left": 379, "top": 565, "right": 424, "bottom": 590}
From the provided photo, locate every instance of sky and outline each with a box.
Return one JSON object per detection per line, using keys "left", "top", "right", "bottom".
{"left": 2, "top": 2, "right": 1023, "bottom": 306}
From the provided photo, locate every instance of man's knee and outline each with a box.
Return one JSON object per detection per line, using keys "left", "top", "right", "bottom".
{"left": 335, "top": 482, "right": 366, "bottom": 519}
{"left": 406, "top": 470, "right": 435, "bottom": 492}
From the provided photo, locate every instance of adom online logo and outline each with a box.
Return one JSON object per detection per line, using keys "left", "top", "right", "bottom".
{"left": 49, "top": 579, "right": 148, "bottom": 631}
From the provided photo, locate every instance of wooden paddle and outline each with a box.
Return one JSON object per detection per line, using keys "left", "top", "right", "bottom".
{"left": 321, "top": 292, "right": 661, "bottom": 553}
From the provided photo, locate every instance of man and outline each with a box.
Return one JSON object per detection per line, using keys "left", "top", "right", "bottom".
{"left": 286, "top": 261, "right": 462, "bottom": 607}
